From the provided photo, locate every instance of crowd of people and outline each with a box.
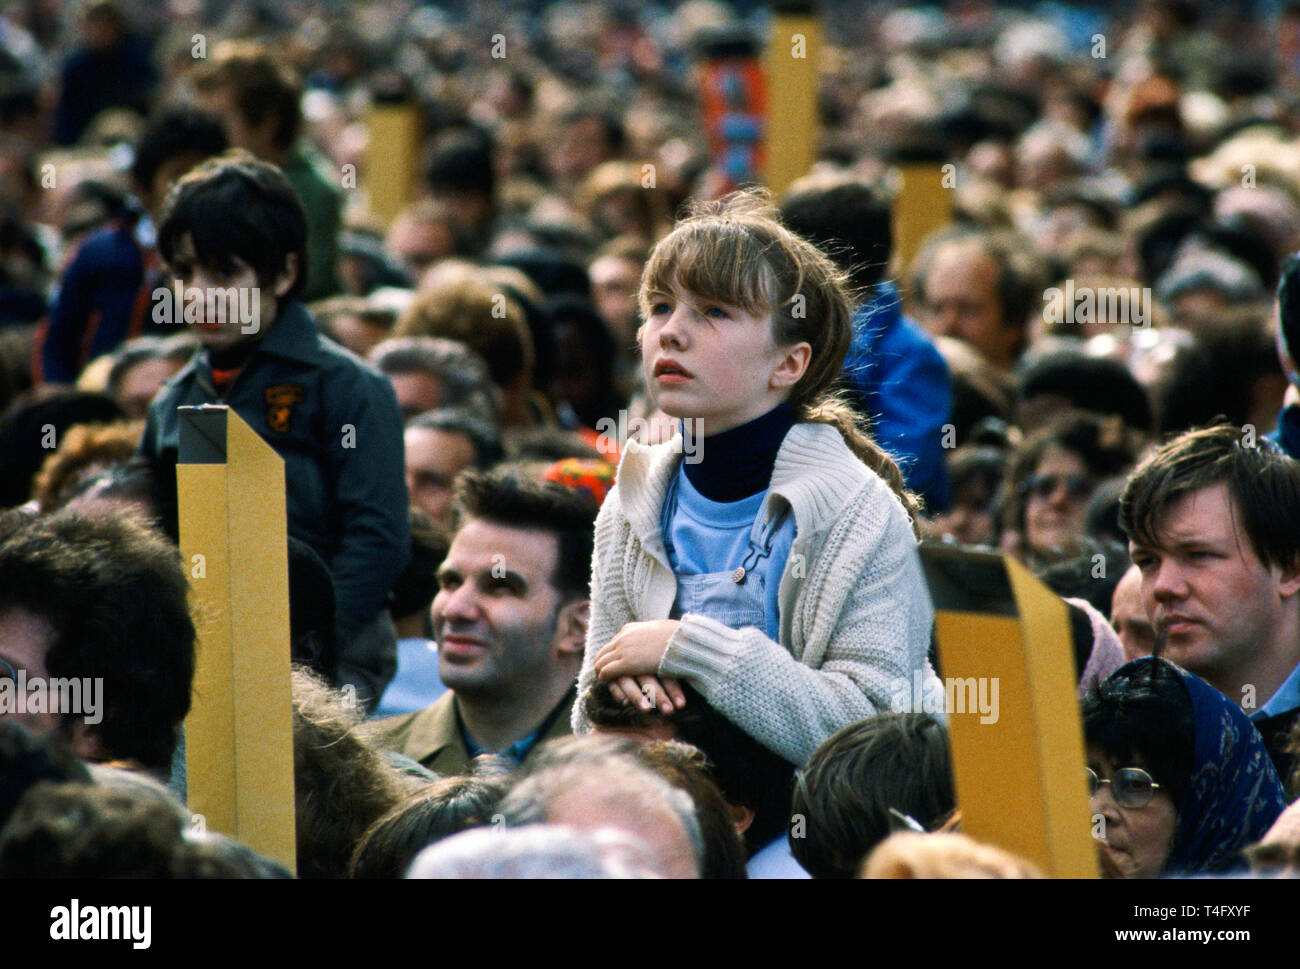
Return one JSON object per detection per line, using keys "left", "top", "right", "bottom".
{"left": 3, "top": 0, "right": 1300, "bottom": 880}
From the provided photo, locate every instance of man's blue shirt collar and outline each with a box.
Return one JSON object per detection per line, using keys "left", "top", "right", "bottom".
{"left": 1253, "top": 659, "right": 1300, "bottom": 722}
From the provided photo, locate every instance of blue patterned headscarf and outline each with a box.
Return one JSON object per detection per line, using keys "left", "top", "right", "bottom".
{"left": 1107, "top": 658, "right": 1288, "bottom": 874}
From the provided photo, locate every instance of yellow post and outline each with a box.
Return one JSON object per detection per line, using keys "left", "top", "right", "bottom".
{"left": 178, "top": 405, "right": 296, "bottom": 873}
{"left": 920, "top": 544, "right": 1098, "bottom": 878}
{"left": 763, "top": 1, "right": 821, "bottom": 196}
{"left": 893, "top": 162, "right": 954, "bottom": 277}
{"left": 365, "top": 99, "right": 423, "bottom": 228}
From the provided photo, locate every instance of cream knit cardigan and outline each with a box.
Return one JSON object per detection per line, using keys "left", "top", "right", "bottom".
{"left": 573, "top": 421, "right": 940, "bottom": 765}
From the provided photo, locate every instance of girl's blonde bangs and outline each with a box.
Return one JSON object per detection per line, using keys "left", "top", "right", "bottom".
{"left": 641, "top": 219, "right": 779, "bottom": 315}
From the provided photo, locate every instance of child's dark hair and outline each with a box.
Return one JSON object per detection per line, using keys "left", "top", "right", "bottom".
{"left": 157, "top": 150, "right": 308, "bottom": 302}
{"left": 789, "top": 713, "right": 955, "bottom": 878}
{"left": 640, "top": 189, "right": 921, "bottom": 524}
{"left": 349, "top": 757, "right": 513, "bottom": 879}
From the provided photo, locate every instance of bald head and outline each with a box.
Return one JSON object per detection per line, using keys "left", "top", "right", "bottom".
{"left": 1111, "top": 564, "right": 1155, "bottom": 662}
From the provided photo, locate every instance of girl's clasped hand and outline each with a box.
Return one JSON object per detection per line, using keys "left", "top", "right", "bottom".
{"left": 592, "top": 619, "right": 686, "bottom": 715}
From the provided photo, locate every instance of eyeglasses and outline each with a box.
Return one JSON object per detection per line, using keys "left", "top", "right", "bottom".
{"left": 0, "top": 655, "right": 16, "bottom": 683}
{"left": 1021, "top": 473, "right": 1092, "bottom": 502}
{"left": 1086, "top": 766, "right": 1163, "bottom": 808}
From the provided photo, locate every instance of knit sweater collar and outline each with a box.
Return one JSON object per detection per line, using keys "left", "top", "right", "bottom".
{"left": 617, "top": 422, "right": 871, "bottom": 561}
{"left": 681, "top": 403, "right": 794, "bottom": 502}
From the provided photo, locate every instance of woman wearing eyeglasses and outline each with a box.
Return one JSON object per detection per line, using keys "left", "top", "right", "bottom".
{"left": 1082, "top": 657, "right": 1287, "bottom": 878}
{"left": 999, "top": 412, "right": 1138, "bottom": 570}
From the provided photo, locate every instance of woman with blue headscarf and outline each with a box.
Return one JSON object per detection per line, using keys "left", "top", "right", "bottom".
{"left": 1083, "top": 657, "right": 1287, "bottom": 877}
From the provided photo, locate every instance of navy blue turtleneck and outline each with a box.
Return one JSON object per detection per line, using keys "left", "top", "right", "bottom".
{"left": 682, "top": 402, "right": 796, "bottom": 502}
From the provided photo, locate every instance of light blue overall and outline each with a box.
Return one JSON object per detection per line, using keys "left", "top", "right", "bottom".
{"left": 660, "top": 466, "right": 793, "bottom": 642}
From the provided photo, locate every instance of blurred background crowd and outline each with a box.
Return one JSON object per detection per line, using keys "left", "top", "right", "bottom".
{"left": 4, "top": 0, "right": 1300, "bottom": 880}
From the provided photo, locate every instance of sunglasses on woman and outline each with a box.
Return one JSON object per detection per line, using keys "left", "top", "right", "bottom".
{"left": 1086, "top": 766, "right": 1163, "bottom": 808}
{"left": 1021, "top": 473, "right": 1092, "bottom": 502}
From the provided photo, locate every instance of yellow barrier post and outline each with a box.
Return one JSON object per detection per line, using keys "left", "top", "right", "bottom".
{"left": 920, "top": 543, "right": 1098, "bottom": 878}
{"left": 178, "top": 404, "right": 296, "bottom": 873}
{"left": 892, "top": 161, "right": 954, "bottom": 278}
{"left": 763, "top": 0, "right": 821, "bottom": 197}
{"left": 365, "top": 94, "right": 423, "bottom": 228}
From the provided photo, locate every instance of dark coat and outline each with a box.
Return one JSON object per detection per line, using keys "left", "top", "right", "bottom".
{"left": 140, "top": 300, "right": 410, "bottom": 698}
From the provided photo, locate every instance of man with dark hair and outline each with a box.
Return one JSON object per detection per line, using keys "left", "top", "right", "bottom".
{"left": 377, "top": 469, "right": 597, "bottom": 775}
{"left": 0, "top": 509, "right": 195, "bottom": 775}
{"left": 191, "top": 40, "right": 341, "bottom": 299}
{"left": 139, "top": 153, "right": 410, "bottom": 711}
{"left": 1119, "top": 423, "right": 1300, "bottom": 776}
{"left": 781, "top": 174, "right": 952, "bottom": 511}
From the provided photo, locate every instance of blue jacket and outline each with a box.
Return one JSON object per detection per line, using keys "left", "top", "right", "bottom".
{"left": 843, "top": 283, "right": 952, "bottom": 512}
{"left": 54, "top": 35, "right": 157, "bottom": 147}
{"left": 40, "top": 219, "right": 147, "bottom": 383}
{"left": 140, "top": 300, "right": 410, "bottom": 640}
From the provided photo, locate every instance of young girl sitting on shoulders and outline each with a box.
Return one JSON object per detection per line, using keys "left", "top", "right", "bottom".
{"left": 573, "top": 190, "right": 940, "bottom": 765}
